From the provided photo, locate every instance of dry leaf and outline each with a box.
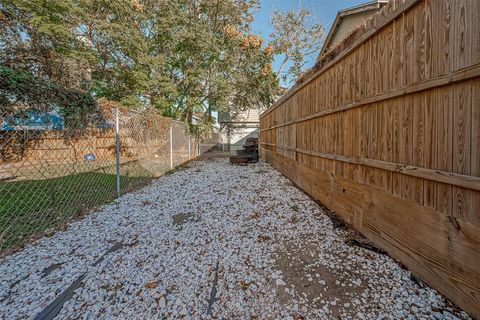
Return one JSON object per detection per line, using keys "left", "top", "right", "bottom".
{"left": 144, "top": 282, "right": 157, "bottom": 289}
{"left": 258, "top": 235, "right": 271, "bottom": 242}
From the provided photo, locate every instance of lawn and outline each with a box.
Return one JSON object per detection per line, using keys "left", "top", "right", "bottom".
{"left": 0, "top": 161, "right": 155, "bottom": 251}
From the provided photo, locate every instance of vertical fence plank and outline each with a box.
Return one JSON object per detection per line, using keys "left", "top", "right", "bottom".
{"left": 401, "top": 95, "right": 414, "bottom": 201}
{"left": 412, "top": 92, "right": 425, "bottom": 205}
{"left": 471, "top": 79, "right": 480, "bottom": 226}
{"left": 453, "top": 0, "right": 470, "bottom": 71}
{"left": 435, "top": 86, "right": 453, "bottom": 216}
{"left": 423, "top": 90, "right": 436, "bottom": 209}
{"left": 452, "top": 82, "right": 472, "bottom": 221}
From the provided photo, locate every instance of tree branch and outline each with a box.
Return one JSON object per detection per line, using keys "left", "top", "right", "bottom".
{"left": 276, "top": 55, "right": 289, "bottom": 78}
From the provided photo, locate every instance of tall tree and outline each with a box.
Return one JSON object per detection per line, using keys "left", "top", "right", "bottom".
{"left": 141, "top": 0, "right": 277, "bottom": 133}
{"left": 0, "top": 0, "right": 279, "bottom": 137}
{"left": 269, "top": 7, "right": 325, "bottom": 85}
{"left": 0, "top": 0, "right": 146, "bottom": 92}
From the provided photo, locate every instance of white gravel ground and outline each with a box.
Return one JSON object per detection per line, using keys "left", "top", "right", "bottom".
{"left": 0, "top": 158, "right": 472, "bottom": 319}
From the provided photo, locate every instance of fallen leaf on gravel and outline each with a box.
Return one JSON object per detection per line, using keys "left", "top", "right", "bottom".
{"left": 144, "top": 282, "right": 157, "bottom": 289}
{"left": 290, "top": 205, "right": 299, "bottom": 212}
{"left": 247, "top": 212, "right": 260, "bottom": 220}
{"left": 258, "top": 235, "right": 271, "bottom": 242}
{"left": 289, "top": 215, "right": 299, "bottom": 224}
{"left": 239, "top": 280, "right": 252, "bottom": 290}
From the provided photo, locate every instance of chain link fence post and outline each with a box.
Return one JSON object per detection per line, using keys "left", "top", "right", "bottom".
{"left": 115, "top": 107, "right": 121, "bottom": 199}
{"left": 169, "top": 122, "right": 173, "bottom": 170}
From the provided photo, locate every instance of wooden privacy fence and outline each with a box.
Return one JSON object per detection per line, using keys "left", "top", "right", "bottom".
{"left": 259, "top": 0, "right": 480, "bottom": 317}
{"left": 0, "top": 128, "right": 168, "bottom": 163}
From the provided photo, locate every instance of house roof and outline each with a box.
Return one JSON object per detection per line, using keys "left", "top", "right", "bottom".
{"left": 219, "top": 109, "right": 260, "bottom": 124}
{"left": 319, "top": 0, "right": 388, "bottom": 57}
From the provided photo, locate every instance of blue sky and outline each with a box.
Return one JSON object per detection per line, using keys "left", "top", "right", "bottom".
{"left": 251, "top": 0, "right": 367, "bottom": 86}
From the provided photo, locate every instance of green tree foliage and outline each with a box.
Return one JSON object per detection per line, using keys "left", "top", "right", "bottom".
{"left": 0, "top": 65, "right": 98, "bottom": 129}
{"left": 140, "top": 0, "right": 278, "bottom": 129}
{"left": 0, "top": 0, "right": 279, "bottom": 136}
{"left": 269, "top": 7, "right": 325, "bottom": 85}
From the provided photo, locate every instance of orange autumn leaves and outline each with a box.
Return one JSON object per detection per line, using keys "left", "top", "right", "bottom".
{"left": 223, "top": 24, "right": 273, "bottom": 77}
{"left": 241, "top": 34, "right": 262, "bottom": 48}
{"left": 131, "top": 0, "right": 144, "bottom": 12}
{"left": 223, "top": 25, "right": 262, "bottom": 49}
{"left": 223, "top": 24, "right": 241, "bottom": 39}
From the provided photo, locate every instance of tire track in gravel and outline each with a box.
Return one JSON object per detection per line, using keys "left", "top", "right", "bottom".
{"left": 34, "top": 241, "right": 136, "bottom": 320}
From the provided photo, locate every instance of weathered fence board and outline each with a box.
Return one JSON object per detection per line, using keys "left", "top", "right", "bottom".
{"left": 260, "top": 0, "right": 480, "bottom": 317}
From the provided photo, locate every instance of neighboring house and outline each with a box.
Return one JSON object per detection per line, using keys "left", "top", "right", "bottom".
{"left": 319, "top": 0, "right": 388, "bottom": 57}
{"left": 218, "top": 109, "right": 260, "bottom": 151}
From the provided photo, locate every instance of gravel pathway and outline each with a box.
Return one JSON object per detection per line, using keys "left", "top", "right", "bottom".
{"left": 0, "top": 158, "right": 471, "bottom": 319}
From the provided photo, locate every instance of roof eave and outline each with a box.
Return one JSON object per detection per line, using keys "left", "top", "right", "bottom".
{"left": 318, "top": 0, "right": 389, "bottom": 57}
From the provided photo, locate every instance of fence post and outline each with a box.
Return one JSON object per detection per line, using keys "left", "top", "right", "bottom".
{"left": 170, "top": 122, "right": 173, "bottom": 170}
{"left": 115, "top": 107, "right": 121, "bottom": 198}
{"left": 188, "top": 136, "right": 191, "bottom": 159}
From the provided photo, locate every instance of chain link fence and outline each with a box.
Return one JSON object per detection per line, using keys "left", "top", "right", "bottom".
{"left": 0, "top": 106, "right": 213, "bottom": 255}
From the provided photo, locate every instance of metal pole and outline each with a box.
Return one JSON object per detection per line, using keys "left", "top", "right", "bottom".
{"left": 169, "top": 122, "right": 173, "bottom": 170}
{"left": 227, "top": 125, "right": 231, "bottom": 151}
{"left": 115, "top": 108, "right": 121, "bottom": 198}
{"left": 188, "top": 136, "right": 191, "bottom": 159}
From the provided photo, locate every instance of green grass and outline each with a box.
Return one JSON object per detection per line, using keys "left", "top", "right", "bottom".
{"left": 0, "top": 161, "right": 155, "bottom": 251}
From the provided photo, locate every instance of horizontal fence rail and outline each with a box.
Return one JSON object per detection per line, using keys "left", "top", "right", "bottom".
{"left": 260, "top": 0, "right": 480, "bottom": 318}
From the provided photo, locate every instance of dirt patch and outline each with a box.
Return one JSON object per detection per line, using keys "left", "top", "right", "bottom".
{"left": 273, "top": 237, "right": 372, "bottom": 318}
{"left": 41, "top": 263, "right": 64, "bottom": 278}
{"left": 172, "top": 213, "right": 195, "bottom": 226}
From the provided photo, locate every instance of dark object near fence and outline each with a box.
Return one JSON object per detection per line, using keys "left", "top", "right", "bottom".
{"left": 229, "top": 155, "right": 251, "bottom": 165}
{"left": 229, "top": 137, "right": 259, "bottom": 165}
{"left": 242, "top": 137, "right": 258, "bottom": 152}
